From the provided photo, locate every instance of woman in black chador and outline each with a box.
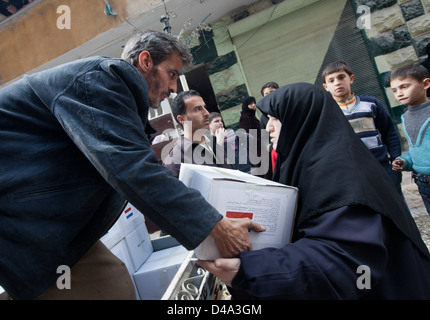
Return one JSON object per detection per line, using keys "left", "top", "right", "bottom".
{"left": 200, "top": 83, "right": 430, "bottom": 299}
{"left": 239, "top": 96, "right": 261, "bottom": 158}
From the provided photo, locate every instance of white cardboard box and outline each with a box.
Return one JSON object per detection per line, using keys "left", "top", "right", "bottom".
{"left": 179, "top": 164, "right": 298, "bottom": 260}
{"left": 133, "top": 245, "right": 189, "bottom": 300}
{"left": 119, "top": 202, "right": 146, "bottom": 236}
{"left": 110, "top": 239, "right": 135, "bottom": 277}
{"left": 101, "top": 201, "right": 146, "bottom": 250}
{"left": 124, "top": 221, "right": 154, "bottom": 272}
{"left": 100, "top": 218, "right": 124, "bottom": 249}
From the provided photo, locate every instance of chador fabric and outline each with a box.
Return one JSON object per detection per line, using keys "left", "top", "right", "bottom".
{"left": 239, "top": 96, "right": 260, "bottom": 132}
{"left": 241, "top": 96, "right": 257, "bottom": 113}
{"left": 257, "top": 82, "right": 429, "bottom": 258}
{"left": 239, "top": 96, "right": 262, "bottom": 159}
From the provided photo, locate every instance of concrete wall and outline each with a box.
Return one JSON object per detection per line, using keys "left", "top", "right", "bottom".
{"left": 0, "top": 0, "right": 162, "bottom": 84}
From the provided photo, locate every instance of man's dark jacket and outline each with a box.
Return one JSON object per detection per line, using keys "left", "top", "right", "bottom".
{"left": 0, "top": 57, "right": 221, "bottom": 299}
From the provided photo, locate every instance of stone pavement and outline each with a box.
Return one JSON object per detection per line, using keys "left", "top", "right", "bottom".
{"left": 401, "top": 172, "right": 430, "bottom": 250}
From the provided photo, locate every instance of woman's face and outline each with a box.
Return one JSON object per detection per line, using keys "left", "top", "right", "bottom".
{"left": 248, "top": 101, "right": 257, "bottom": 110}
{"left": 265, "top": 115, "right": 282, "bottom": 150}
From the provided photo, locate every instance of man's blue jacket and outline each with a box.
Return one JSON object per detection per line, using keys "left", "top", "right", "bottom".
{"left": 0, "top": 57, "right": 221, "bottom": 299}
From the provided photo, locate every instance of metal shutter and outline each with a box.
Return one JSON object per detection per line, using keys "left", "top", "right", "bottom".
{"left": 229, "top": 0, "right": 387, "bottom": 110}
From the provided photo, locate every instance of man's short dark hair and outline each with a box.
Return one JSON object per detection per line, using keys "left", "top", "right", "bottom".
{"left": 322, "top": 60, "right": 353, "bottom": 83}
{"left": 260, "top": 82, "right": 279, "bottom": 96}
{"left": 390, "top": 64, "right": 430, "bottom": 83}
{"left": 170, "top": 90, "right": 201, "bottom": 128}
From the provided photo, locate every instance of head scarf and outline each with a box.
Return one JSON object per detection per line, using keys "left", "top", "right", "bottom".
{"left": 257, "top": 82, "right": 429, "bottom": 258}
{"left": 242, "top": 96, "right": 257, "bottom": 114}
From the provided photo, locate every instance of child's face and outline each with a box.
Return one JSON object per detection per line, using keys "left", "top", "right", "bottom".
{"left": 209, "top": 116, "right": 223, "bottom": 134}
{"left": 390, "top": 76, "right": 430, "bottom": 107}
{"left": 323, "top": 70, "right": 355, "bottom": 101}
{"left": 262, "top": 87, "right": 277, "bottom": 96}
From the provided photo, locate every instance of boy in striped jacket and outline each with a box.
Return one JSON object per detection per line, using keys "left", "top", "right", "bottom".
{"left": 322, "top": 60, "right": 403, "bottom": 195}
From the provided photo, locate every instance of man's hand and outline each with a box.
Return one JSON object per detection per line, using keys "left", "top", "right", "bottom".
{"left": 197, "top": 258, "right": 241, "bottom": 287}
{"left": 392, "top": 158, "right": 405, "bottom": 172}
{"left": 210, "top": 217, "right": 266, "bottom": 258}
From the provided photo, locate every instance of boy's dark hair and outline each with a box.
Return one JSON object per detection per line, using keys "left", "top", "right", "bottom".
{"left": 170, "top": 90, "right": 201, "bottom": 129}
{"left": 260, "top": 82, "right": 279, "bottom": 96}
{"left": 322, "top": 60, "right": 353, "bottom": 83}
{"left": 390, "top": 64, "right": 430, "bottom": 83}
{"left": 209, "top": 112, "right": 222, "bottom": 124}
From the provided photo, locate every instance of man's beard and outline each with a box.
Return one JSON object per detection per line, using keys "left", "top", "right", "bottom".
{"left": 146, "top": 67, "right": 166, "bottom": 109}
{"left": 149, "top": 99, "right": 161, "bottom": 109}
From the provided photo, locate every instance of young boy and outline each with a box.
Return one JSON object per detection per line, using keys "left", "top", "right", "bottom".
{"left": 390, "top": 64, "right": 430, "bottom": 214}
{"left": 322, "top": 60, "right": 403, "bottom": 195}
{"left": 208, "top": 112, "right": 227, "bottom": 146}
{"left": 260, "top": 81, "right": 279, "bottom": 97}
{"left": 208, "top": 112, "right": 252, "bottom": 173}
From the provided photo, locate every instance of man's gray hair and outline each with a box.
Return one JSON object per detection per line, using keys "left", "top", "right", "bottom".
{"left": 121, "top": 30, "right": 192, "bottom": 68}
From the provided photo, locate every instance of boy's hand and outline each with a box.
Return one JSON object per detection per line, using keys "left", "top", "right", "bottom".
{"left": 392, "top": 158, "right": 405, "bottom": 172}
{"left": 215, "top": 128, "right": 227, "bottom": 145}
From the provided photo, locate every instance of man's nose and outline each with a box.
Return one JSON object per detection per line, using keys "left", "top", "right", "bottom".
{"left": 169, "top": 80, "right": 177, "bottom": 93}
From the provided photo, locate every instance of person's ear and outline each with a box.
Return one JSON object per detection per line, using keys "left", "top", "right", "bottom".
{"left": 177, "top": 114, "right": 185, "bottom": 126}
{"left": 137, "top": 51, "right": 152, "bottom": 74}
{"left": 423, "top": 78, "right": 430, "bottom": 90}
